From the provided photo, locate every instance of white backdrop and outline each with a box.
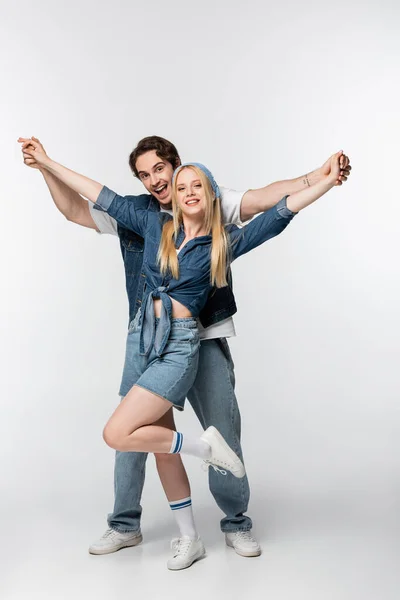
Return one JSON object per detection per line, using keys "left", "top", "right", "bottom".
{"left": 1, "top": 0, "right": 400, "bottom": 598}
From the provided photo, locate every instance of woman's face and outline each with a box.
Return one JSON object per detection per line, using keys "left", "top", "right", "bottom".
{"left": 175, "top": 168, "right": 208, "bottom": 218}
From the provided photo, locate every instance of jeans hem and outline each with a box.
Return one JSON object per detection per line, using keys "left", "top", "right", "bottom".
{"left": 108, "top": 525, "right": 142, "bottom": 535}
{"left": 222, "top": 527, "right": 252, "bottom": 534}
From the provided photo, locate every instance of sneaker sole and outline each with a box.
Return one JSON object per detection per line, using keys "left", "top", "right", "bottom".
{"left": 88, "top": 533, "right": 143, "bottom": 555}
{"left": 167, "top": 548, "right": 206, "bottom": 571}
{"left": 201, "top": 426, "right": 246, "bottom": 478}
{"left": 226, "top": 539, "right": 261, "bottom": 557}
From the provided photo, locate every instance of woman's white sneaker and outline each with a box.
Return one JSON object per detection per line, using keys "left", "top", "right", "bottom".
{"left": 88, "top": 528, "right": 143, "bottom": 555}
{"left": 167, "top": 536, "right": 206, "bottom": 570}
{"left": 200, "top": 426, "right": 246, "bottom": 478}
{"left": 225, "top": 531, "right": 261, "bottom": 557}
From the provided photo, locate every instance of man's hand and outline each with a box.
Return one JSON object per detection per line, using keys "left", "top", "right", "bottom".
{"left": 18, "top": 136, "right": 50, "bottom": 169}
{"left": 286, "top": 150, "right": 344, "bottom": 214}
{"left": 325, "top": 151, "right": 342, "bottom": 186}
{"left": 18, "top": 136, "right": 41, "bottom": 169}
{"left": 318, "top": 151, "right": 352, "bottom": 186}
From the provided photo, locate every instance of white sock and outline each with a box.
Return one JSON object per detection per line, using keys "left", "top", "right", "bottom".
{"left": 169, "top": 497, "right": 198, "bottom": 539}
{"left": 169, "top": 431, "right": 211, "bottom": 459}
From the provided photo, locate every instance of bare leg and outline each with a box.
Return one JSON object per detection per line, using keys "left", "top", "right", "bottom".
{"left": 153, "top": 410, "right": 198, "bottom": 542}
{"left": 153, "top": 409, "right": 191, "bottom": 502}
{"left": 103, "top": 382, "right": 244, "bottom": 480}
{"left": 103, "top": 385, "right": 176, "bottom": 452}
{"left": 104, "top": 387, "right": 197, "bottom": 541}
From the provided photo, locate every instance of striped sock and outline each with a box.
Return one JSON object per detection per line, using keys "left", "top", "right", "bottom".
{"left": 169, "top": 497, "right": 198, "bottom": 539}
{"left": 169, "top": 431, "right": 183, "bottom": 454}
{"left": 169, "top": 431, "right": 211, "bottom": 459}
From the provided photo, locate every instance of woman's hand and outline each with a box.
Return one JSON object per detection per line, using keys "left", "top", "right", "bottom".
{"left": 319, "top": 151, "right": 352, "bottom": 186}
{"left": 18, "top": 136, "right": 50, "bottom": 169}
{"left": 286, "top": 150, "right": 345, "bottom": 213}
{"left": 18, "top": 136, "right": 41, "bottom": 170}
{"left": 18, "top": 137, "right": 103, "bottom": 203}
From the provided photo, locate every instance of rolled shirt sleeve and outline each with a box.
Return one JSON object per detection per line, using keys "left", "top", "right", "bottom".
{"left": 95, "top": 186, "right": 149, "bottom": 237}
{"left": 228, "top": 196, "right": 296, "bottom": 261}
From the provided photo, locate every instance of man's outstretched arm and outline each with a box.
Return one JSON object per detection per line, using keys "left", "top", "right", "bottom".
{"left": 41, "top": 168, "right": 98, "bottom": 229}
{"left": 19, "top": 137, "right": 98, "bottom": 230}
{"left": 240, "top": 151, "right": 352, "bottom": 221}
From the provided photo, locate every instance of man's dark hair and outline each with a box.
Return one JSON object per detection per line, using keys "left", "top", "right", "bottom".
{"left": 129, "top": 136, "right": 181, "bottom": 177}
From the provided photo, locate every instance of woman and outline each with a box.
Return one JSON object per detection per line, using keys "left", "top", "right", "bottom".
{"left": 20, "top": 140, "right": 342, "bottom": 569}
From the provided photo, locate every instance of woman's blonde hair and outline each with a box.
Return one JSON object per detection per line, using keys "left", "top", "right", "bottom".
{"left": 157, "top": 165, "right": 229, "bottom": 287}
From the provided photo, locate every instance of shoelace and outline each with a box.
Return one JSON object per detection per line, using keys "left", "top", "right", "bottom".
{"left": 202, "top": 461, "right": 227, "bottom": 476}
{"left": 233, "top": 531, "right": 257, "bottom": 542}
{"left": 170, "top": 537, "right": 193, "bottom": 557}
{"left": 102, "top": 529, "right": 120, "bottom": 539}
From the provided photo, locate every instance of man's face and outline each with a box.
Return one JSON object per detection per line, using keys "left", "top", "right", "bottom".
{"left": 135, "top": 150, "right": 176, "bottom": 207}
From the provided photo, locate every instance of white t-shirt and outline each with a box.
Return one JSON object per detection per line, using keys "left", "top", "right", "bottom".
{"left": 89, "top": 186, "right": 246, "bottom": 340}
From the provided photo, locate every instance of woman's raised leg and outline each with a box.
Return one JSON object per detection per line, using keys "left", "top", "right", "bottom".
{"left": 103, "top": 385, "right": 175, "bottom": 452}
{"left": 103, "top": 383, "right": 246, "bottom": 479}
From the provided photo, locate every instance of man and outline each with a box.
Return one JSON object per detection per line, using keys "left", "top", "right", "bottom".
{"left": 20, "top": 135, "right": 351, "bottom": 560}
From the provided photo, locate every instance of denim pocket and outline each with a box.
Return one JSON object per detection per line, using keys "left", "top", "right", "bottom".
{"left": 120, "top": 230, "right": 144, "bottom": 253}
{"left": 168, "top": 327, "right": 197, "bottom": 343}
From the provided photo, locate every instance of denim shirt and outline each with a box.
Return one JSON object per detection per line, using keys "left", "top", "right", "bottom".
{"left": 95, "top": 193, "right": 237, "bottom": 328}
{"left": 96, "top": 186, "right": 296, "bottom": 356}
{"left": 112, "top": 193, "right": 155, "bottom": 324}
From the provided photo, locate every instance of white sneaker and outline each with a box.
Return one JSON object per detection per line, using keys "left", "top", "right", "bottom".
{"left": 88, "top": 528, "right": 143, "bottom": 555}
{"left": 200, "top": 426, "right": 246, "bottom": 478}
{"left": 225, "top": 531, "right": 261, "bottom": 557}
{"left": 167, "top": 536, "right": 206, "bottom": 570}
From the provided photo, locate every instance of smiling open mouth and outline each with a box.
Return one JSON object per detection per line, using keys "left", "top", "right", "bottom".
{"left": 186, "top": 199, "right": 199, "bottom": 205}
{"left": 154, "top": 184, "right": 168, "bottom": 195}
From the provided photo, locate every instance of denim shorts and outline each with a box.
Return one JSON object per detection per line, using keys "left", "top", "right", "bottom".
{"left": 119, "top": 316, "right": 200, "bottom": 411}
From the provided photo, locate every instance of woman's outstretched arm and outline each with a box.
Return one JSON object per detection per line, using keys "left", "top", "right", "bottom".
{"left": 228, "top": 151, "right": 343, "bottom": 260}
{"left": 18, "top": 136, "right": 149, "bottom": 236}
{"left": 285, "top": 151, "right": 342, "bottom": 213}
{"left": 240, "top": 151, "right": 351, "bottom": 221}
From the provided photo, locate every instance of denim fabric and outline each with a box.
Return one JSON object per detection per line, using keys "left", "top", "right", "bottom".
{"left": 128, "top": 317, "right": 200, "bottom": 409}
{"left": 95, "top": 193, "right": 237, "bottom": 328}
{"left": 110, "top": 330, "right": 252, "bottom": 533}
{"left": 187, "top": 338, "right": 252, "bottom": 532}
{"left": 97, "top": 187, "right": 296, "bottom": 533}
{"left": 117, "top": 224, "right": 146, "bottom": 323}
{"left": 140, "top": 286, "right": 173, "bottom": 357}
{"left": 96, "top": 186, "right": 295, "bottom": 356}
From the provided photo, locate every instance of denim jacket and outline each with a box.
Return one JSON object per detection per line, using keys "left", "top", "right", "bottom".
{"left": 113, "top": 193, "right": 153, "bottom": 324}
{"left": 96, "top": 192, "right": 237, "bottom": 328}
{"left": 96, "top": 186, "right": 296, "bottom": 355}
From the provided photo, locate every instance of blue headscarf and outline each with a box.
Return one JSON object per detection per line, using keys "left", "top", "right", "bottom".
{"left": 172, "top": 162, "right": 221, "bottom": 199}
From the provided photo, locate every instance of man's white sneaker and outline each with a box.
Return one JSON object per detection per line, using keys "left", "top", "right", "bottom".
{"left": 225, "top": 531, "right": 261, "bottom": 557}
{"left": 88, "top": 528, "right": 143, "bottom": 555}
{"left": 167, "top": 536, "right": 206, "bottom": 570}
{"left": 200, "top": 426, "right": 246, "bottom": 478}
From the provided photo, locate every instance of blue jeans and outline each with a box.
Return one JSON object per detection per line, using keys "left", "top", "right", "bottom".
{"left": 108, "top": 334, "right": 252, "bottom": 534}
{"left": 128, "top": 317, "right": 200, "bottom": 409}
